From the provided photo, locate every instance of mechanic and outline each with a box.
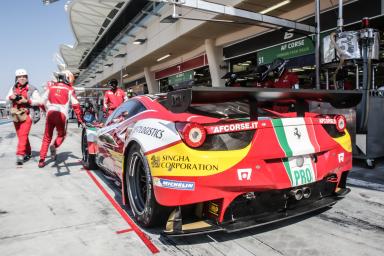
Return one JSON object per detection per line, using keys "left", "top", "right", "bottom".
{"left": 271, "top": 58, "right": 299, "bottom": 89}
{"left": 37, "top": 70, "right": 84, "bottom": 168}
{"left": 251, "top": 64, "right": 274, "bottom": 88}
{"left": 6, "top": 69, "right": 42, "bottom": 165}
{"left": 83, "top": 101, "right": 98, "bottom": 124}
{"left": 103, "top": 78, "right": 128, "bottom": 117}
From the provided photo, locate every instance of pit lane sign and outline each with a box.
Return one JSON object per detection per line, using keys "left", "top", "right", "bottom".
{"left": 257, "top": 37, "right": 314, "bottom": 65}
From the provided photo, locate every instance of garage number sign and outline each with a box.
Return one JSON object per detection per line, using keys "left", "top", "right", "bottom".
{"left": 257, "top": 37, "right": 314, "bottom": 65}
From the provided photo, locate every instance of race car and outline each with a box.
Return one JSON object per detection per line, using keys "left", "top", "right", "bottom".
{"left": 81, "top": 87, "right": 362, "bottom": 236}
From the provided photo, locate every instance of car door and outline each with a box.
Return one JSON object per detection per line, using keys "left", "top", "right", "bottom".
{"left": 97, "top": 100, "right": 146, "bottom": 175}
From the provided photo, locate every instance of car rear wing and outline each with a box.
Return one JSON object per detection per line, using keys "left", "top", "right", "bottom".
{"left": 166, "top": 87, "right": 362, "bottom": 115}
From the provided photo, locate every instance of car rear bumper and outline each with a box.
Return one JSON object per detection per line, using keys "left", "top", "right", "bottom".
{"left": 163, "top": 189, "right": 349, "bottom": 236}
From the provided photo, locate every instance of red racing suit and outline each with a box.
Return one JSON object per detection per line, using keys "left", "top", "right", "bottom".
{"left": 103, "top": 88, "right": 128, "bottom": 116}
{"left": 273, "top": 70, "right": 299, "bottom": 89}
{"left": 6, "top": 83, "right": 41, "bottom": 157}
{"left": 38, "top": 82, "right": 83, "bottom": 160}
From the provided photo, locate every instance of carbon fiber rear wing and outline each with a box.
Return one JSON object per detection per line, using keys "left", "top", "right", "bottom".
{"left": 166, "top": 87, "right": 362, "bottom": 114}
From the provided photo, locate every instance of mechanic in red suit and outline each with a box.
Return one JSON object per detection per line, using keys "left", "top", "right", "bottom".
{"left": 103, "top": 78, "right": 128, "bottom": 117}
{"left": 271, "top": 58, "right": 299, "bottom": 89}
{"left": 6, "top": 69, "right": 42, "bottom": 165}
{"left": 269, "top": 59, "right": 300, "bottom": 113}
{"left": 38, "top": 70, "right": 84, "bottom": 168}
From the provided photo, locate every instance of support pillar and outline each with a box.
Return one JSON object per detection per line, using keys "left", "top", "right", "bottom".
{"left": 382, "top": 0, "right": 384, "bottom": 14}
{"left": 205, "top": 38, "right": 225, "bottom": 87}
{"left": 144, "top": 67, "right": 158, "bottom": 94}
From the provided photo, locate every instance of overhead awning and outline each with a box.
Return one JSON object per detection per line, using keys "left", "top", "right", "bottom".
{"left": 60, "top": 0, "right": 127, "bottom": 73}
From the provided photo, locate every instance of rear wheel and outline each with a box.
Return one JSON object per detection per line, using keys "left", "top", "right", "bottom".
{"left": 81, "top": 129, "right": 97, "bottom": 170}
{"left": 125, "top": 144, "right": 168, "bottom": 227}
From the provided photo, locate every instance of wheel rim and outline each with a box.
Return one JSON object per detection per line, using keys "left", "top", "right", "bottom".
{"left": 129, "top": 152, "right": 148, "bottom": 214}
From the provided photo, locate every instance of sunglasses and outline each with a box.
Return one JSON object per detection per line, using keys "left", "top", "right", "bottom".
{"left": 17, "top": 75, "right": 28, "bottom": 79}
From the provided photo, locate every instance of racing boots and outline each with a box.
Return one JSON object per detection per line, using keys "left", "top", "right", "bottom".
{"left": 16, "top": 155, "right": 24, "bottom": 165}
{"left": 23, "top": 154, "right": 31, "bottom": 162}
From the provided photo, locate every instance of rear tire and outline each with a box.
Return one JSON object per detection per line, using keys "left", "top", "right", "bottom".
{"left": 125, "top": 144, "right": 168, "bottom": 227}
{"left": 81, "top": 129, "right": 98, "bottom": 170}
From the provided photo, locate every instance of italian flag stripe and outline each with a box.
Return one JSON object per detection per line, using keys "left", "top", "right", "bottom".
{"left": 281, "top": 118, "right": 315, "bottom": 156}
{"left": 272, "top": 118, "right": 317, "bottom": 187}
{"left": 305, "top": 118, "right": 319, "bottom": 179}
{"left": 306, "top": 118, "right": 321, "bottom": 152}
{"left": 272, "top": 119, "right": 293, "bottom": 157}
{"left": 282, "top": 158, "right": 293, "bottom": 184}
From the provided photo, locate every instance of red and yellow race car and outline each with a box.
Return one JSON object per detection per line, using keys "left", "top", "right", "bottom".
{"left": 82, "top": 87, "right": 362, "bottom": 236}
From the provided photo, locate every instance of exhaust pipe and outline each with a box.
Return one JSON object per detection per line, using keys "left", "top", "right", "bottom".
{"left": 290, "top": 189, "right": 303, "bottom": 201}
{"left": 302, "top": 187, "right": 312, "bottom": 199}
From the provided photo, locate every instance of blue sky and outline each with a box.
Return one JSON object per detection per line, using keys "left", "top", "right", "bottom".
{"left": 0, "top": 0, "right": 73, "bottom": 99}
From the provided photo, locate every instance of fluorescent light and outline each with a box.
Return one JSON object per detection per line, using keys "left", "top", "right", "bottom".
{"left": 133, "top": 38, "right": 147, "bottom": 45}
{"left": 114, "top": 53, "right": 127, "bottom": 58}
{"left": 123, "top": 74, "right": 129, "bottom": 78}
{"left": 157, "top": 54, "right": 171, "bottom": 62}
{"left": 260, "top": 0, "right": 291, "bottom": 14}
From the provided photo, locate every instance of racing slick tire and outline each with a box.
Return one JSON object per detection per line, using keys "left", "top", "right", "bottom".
{"left": 81, "top": 129, "right": 98, "bottom": 170}
{"left": 125, "top": 144, "right": 169, "bottom": 227}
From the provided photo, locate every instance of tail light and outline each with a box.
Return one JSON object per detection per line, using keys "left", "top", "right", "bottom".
{"left": 335, "top": 115, "right": 347, "bottom": 132}
{"left": 176, "top": 123, "right": 207, "bottom": 148}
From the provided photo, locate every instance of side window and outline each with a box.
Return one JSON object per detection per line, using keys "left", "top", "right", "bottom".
{"left": 107, "top": 100, "right": 146, "bottom": 125}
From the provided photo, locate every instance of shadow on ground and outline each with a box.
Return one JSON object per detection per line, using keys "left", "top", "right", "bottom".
{"left": 41, "top": 151, "right": 82, "bottom": 177}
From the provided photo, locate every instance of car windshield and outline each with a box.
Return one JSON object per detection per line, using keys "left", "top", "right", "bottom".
{"left": 188, "top": 101, "right": 250, "bottom": 119}
{"left": 188, "top": 101, "right": 283, "bottom": 120}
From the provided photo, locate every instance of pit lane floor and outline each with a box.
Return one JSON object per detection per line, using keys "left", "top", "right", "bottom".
{"left": 0, "top": 120, "right": 383, "bottom": 256}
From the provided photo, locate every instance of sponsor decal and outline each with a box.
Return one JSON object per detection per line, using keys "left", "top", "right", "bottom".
{"left": 148, "top": 142, "right": 251, "bottom": 177}
{"left": 318, "top": 118, "right": 336, "bottom": 124}
{"left": 292, "top": 167, "right": 314, "bottom": 186}
{"left": 237, "top": 168, "right": 252, "bottom": 181}
{"left": 132, "top": 125, "right": 164, "bottom": 139}
{"left": 206, "top": 121, "right": 258, "bottom": 135}
{"left": 153, "top": 177, "right": 195, "bottom": 191}
{"left": 283, "top": 155, "right": 316, "bottom": 187}
{"left": 151, "top": 155, "right": 161, "bottom": 168}
{"left": 338, "top": 152, "right": 344, "bottom": 163}
{"left": 150, "top": 155, "right": 218, "bottom": 172}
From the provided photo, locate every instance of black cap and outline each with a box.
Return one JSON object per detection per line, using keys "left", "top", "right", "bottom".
{"left": 108, "top": 79, "right": 118, "bottom": 87}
